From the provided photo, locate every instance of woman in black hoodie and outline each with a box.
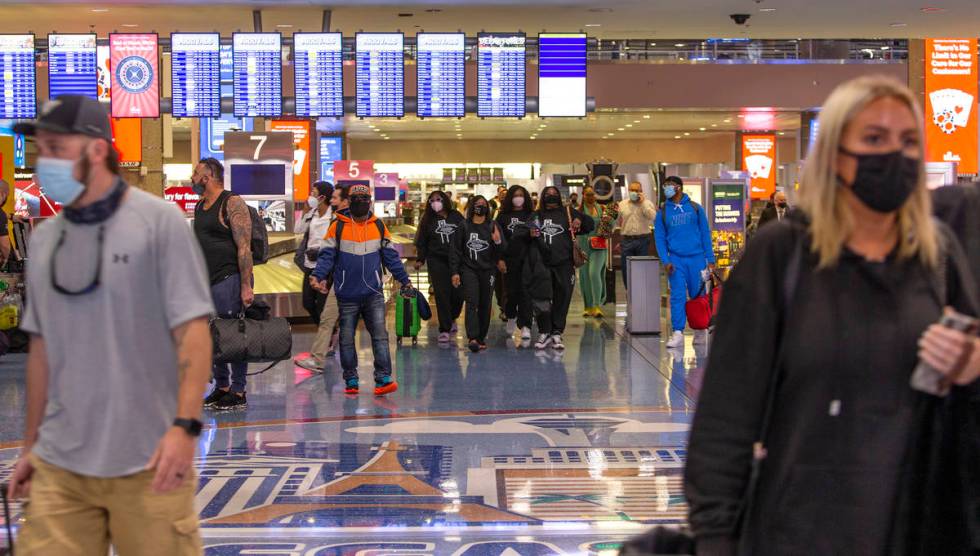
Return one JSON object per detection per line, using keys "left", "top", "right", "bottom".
{"left": 451, "top": 195, "right": 507, "bottom": 353}
{"left": 414, "top": 190, "right": 466, "bottom": 342}
{"left": 495, "top": 185, "right": 535, "bottom": 341}
{"left": 529, "top": 185, "right": 594, "bottom": 350}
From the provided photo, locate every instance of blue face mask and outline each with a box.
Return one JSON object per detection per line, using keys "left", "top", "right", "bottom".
{"left": 663, "top": 185, "right": 677, "bottom": 199}
{"left": 37, "top": 157, "right": 85, "bottom": 206}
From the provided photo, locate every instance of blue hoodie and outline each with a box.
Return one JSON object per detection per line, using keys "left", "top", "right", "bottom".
{"left": 653, "top": 194, "right": 715, "bottom": 265}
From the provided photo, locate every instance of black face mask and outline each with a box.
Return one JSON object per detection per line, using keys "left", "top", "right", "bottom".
{"left": 473, "top": 205, "right": 488, "bottom": 217}
{"left": 350, "top": 198, "right": 371, "bottom": 218}
{"left": 776, "top": 202, "right": 788, "bottom": 209}
{"left": 839, "top": 147, "right": 920, "bottom": 214}
{"left": 543, "top": 194, "right": 562, "bottom": 208}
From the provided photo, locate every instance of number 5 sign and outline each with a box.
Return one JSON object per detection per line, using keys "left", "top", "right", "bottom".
{"left": 334, "top": 160, "right": 375, "bottom": 184}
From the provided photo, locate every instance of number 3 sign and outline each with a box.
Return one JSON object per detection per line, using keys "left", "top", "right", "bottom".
{"left": 334, "top": 160, "right": 375, "bottom": 184}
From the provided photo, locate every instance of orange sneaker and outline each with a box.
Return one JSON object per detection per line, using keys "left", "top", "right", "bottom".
{"left": 374, "top": 380, "right": 399, "bottom": 396}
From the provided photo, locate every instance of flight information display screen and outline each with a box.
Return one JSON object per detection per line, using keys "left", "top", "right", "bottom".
{"left": 416, "top": 33, "right": 465, "bottom": 118}
{"left": 538, "top": 33, "right": 587, "bottom": 117}
{"left": 355, "top": 33, "right": 404, "bottom": 118}
{"left": 171, "top": 33, "right": 221, "bottom": 118}
{"left": 293, "top": 33, "right": 344, "bottom": 118}
{"left": 319, "top": 136, "right": 344, "bottom": 182}
{"left": 48, "top": 34, "right": 98, "bottom": 100}
{"left": 477, "top": 33, "right": 525, "bottom": 118}
{"left": 233, "top": 33, "right": 282, "bottom": 117}
{"left": 0, "top": 35, "right": 36, "bottom": 119}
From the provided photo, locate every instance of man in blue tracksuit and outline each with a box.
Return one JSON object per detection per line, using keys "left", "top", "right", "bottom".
{"left": 653, "top": 176, "right": 715, "bottom": 348}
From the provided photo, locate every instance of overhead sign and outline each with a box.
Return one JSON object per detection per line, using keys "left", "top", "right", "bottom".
{"left": 48, "top": 34, "right": 98, "bottom": 100}
{"left": 334, "top": 160, "right": 375, "bottom": 185}
{"left": 741, "top": 134, "right": 776, "bottom": 200}
{"left": 293, "top": 33, "right": 344, "bottom": 118}
{"left": 170, "top": 33, "right": 221, "bottom": 118}
{"left": 416, "top": 33, "right": 466, "bottom": 118}
{"left": 538, "top": 33, "right": 587, "bottom": 117}
{"left": 224, "top": 131, "right": 294, "bottom": 199}
{"left": 268, "top": 120, "right": 312, "bottom": 201}
{"left": 0, "top": 35, "right": 36, "bottom": 120}
{"left": 925, "top": 38, "right": 977, "bottom": 174}
{"left": 355, "top": 33, "right": 405, "bottom": 118}
{"left": 477, "top": 33, "right": 526, "bottom": 118}
{"left": 109, "top": 33, "right": 160, "bottom": 118}
{"left": 233, "top": 33, "right": 283, "bottom": 118}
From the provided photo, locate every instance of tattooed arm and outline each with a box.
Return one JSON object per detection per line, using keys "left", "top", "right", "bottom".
{"left": 225, "top": 196, "right": 255, "bottom": 306}
{"left": 146, "top": 316, "right": 211, "bottom": 493}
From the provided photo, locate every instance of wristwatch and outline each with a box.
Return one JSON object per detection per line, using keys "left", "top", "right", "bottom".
{"left": 173, "top": 418, "right": 203, "bottom": 437}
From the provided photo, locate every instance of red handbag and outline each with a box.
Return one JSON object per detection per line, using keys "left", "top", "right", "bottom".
{"left": 685, "top": 273, "right": 722, "bottom": 330}
{"left": 589, "top": 236, "right": 608, "bottom": 250}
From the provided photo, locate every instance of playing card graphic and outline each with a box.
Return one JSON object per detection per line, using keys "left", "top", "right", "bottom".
{"left": 744, "top": 154, "right": 773, "bottom": 180}
{"left": 930, "top": 88, "right": 974, "bottom": 134}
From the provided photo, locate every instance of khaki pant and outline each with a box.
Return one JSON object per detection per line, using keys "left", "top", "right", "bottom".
{"left": 17, "top": 454, "right": 202, "bottom": 556}
{"left": 310, "top": 296, "right": 340, "bottom": 359}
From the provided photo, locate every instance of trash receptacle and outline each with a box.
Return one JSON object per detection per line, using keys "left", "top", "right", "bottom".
{"left": 626, "top": 256, "right": 661, "bottom": 335}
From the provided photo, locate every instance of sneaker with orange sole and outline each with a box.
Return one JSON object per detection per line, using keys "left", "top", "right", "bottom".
{"left": 374, "top": 378, "right": 399, "bottom": 396}
{"left": 344, "top": 379, "right": 359, "bottom": 395}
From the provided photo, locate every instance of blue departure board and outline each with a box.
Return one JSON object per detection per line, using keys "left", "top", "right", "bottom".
{"left": 416, "top": 33, "right": 465, "bottom": 118}
{"left": 0, "top": 35, "right": 36, "bottom": 119}
{"left": 477, "top": 33, "right": 525, "bottom": 118}
{"left": 538, "top": 33, "right": 587, "bottom": 117}
{"left": 233, "top": 33, "right": 282, "bottom": 117}
{"left": 48, "top": 34, "right": 97, "bottom": 100}
{"left": 171, "top": 33, "right": 220, "bottom": 118}
{"left": 355, "top": 33, "right": 404, "bottom": 118}
{"left": 294, "top": 33, "right": 344, "bottom": 118}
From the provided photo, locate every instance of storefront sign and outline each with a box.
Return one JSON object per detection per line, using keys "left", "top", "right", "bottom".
{"left": 334, "top": 160, "right": 375, "bottom": 185}
{"left": 741, "top": 134, "right": 776, "bottom": 200}
{"left": 710, "top": 180, "right": 747, "bottom": 269}
{"left": 268, "top": 120, "right": 312, "bottom": 201}
{"left": 925, "top": 38, "right": 977, "bottom": 174}
{"left": 163, "top": 186, "right": 201, "bottom": 213}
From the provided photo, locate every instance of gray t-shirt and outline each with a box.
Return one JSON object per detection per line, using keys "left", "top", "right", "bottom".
{"left": 21, "top": 187, "right": 214, "bottom": 478}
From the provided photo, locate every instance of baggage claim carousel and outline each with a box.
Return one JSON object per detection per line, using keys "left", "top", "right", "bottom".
{"left": 256, "top": 225, "right": 418, "bottom": 318}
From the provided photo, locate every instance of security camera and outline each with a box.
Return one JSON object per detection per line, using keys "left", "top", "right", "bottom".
{"left": 730, "top": 13, "right": 751, "bottom": 25}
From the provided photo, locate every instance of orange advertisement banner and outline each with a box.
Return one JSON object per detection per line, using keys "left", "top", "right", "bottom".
{"left": 925, "top": 38, "right": 977, "bottom": 174}
{"left": 110, "top": 117, "right": 142, "bottom": 165}
{"left": 269, "top": 120, "right": 312, "bottom": 201}
{"left": 741, "top": 134, "right": 776, "bottom": 200}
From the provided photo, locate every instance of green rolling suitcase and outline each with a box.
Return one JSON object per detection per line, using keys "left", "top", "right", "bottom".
{"left": 395, "top": 292, "right": 421, "bottom": 345}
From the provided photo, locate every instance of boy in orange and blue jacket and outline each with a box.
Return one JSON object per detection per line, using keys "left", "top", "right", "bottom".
{"left": 311, "top": 184, "right": 412, "bottom": 396}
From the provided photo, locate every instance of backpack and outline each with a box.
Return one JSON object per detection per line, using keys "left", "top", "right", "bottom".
{"left": 334, "top": 217, "right": 390, "bottom": 276}
{"left": 220, "top": 193, "right": 270, "bottom": 265}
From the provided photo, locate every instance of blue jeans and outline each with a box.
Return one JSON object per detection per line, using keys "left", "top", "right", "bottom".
{"left": 667, "top": 254, "right": 708, "bottom": 332}
{"left": 338, "top": 293, "right": 392, "bottom": 384}
{"left": 620, "top": 235, "right": 651, "bottom": 288}
{"left": 211, "top": 274, "right": 247, "bottom": 393}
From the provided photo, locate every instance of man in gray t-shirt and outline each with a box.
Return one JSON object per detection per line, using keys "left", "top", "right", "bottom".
{"left": 9, "top": 95, "right": 214, "bottom": 556}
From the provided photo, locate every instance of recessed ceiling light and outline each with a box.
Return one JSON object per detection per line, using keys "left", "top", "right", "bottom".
{"left": 643, "top": 115, "right": 651, "bottom": 119}
{"left": 759, "top": 7, "right": 776, "bottom": 12}
{"left": 91, "top": 7, "right": 109, "bottom": 12}
{"left": 650, "top": 42, "right": 657, "bottom": 46}
{"left": 608, "top": 133, "right": 615, "bottom": 137}
{"left": 633, "top": 120, "right": 641, "bottom": 123}
{"left": 277, "top": 24, "right": 294, "bottom": 28}
{"left": 684, "top": 132, "right": 690, "bottom": 136}
{"left": 384, "top": 137, "right": 391, "bottom": 140}
{"left": 674, "top": 43, "right": 685, "bottom": 47}
{"left": 737, "top": 114, "right": 745, "bottom": 118}
{"left": 881, "top": 46, "right": 890, "bottom": 50}
{"left": 723, "top": 119, "right": 732, "bottom": 123}
{"left": 617, "top": 127, "right": 625, "bottom": 131}
{"left": 529, "top": 137, "right": 536, "bottom": 140}
{"left": 778, "top": 132, "right": 786, "bottom": 135}
{"left": 699, "top": 127, "right": 706, "bottom": 131}
{"left": 920, "top": 6, "right": 946, "bottom": 13}
{"left": 711, "top": 124, "right": 717, "bottom": 127}
{"left": 625, "top": 124, "right": 633, "bottom": 128}
{"left": 585, "top": 24, "right": 602, "bottom": 27}
{"left": 122, "top": 23, "right": 139, "bottom": 28}
{"left": 889, "top": 22, "right": 908, "bottom": 27}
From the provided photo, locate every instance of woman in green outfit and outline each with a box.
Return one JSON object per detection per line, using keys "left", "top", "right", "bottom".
{"left": 578, "top": 186, "right": 610, "bottom": 318}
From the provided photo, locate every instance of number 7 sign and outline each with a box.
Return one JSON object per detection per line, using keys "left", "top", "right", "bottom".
{"left": 334, "top": 160, "right": 375, "bottom": 184}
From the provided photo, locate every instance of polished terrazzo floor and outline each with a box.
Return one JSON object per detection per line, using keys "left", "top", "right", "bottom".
{"left": 0, "top": 280, "right": 707, "bottom": 556}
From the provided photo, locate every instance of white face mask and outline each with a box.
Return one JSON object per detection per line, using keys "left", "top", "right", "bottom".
{"left": 512, "top": 196, "right": 525, "bottom": 208}
{"left": 307, "top": 196, "right": 320, "bottom": 209}
{"left": 430, "top": 200, "right": 444, "bottom": 213}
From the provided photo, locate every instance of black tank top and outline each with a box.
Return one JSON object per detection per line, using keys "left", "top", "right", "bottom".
{"left": 194, "top": 191, "right": 239, "bottom": 285}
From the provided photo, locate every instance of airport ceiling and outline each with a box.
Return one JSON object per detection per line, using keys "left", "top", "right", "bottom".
{"left": 2, "top": 0, "right": 977, "bottom": 39}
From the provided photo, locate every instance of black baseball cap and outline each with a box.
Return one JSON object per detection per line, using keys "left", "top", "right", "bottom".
{"left": 664, "top": 176, "right": 684, "bottom": 187}
{"left": 14, "top": 95, "right": 112, "bottom": 141}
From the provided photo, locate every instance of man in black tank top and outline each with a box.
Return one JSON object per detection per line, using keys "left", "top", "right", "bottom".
{"left": 192, "top": 158, "right": 254, "bottom": 411}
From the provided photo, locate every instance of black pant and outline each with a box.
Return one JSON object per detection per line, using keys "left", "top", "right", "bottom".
{"left": 504, "top": 257, "right": 532, "bottom": 329}
{"left": 428, "top": 256, "right": 463, "bottom": 333}
{"left": 302, "top": 269, "right": 328, "bottom": 325}
{"left": 536, "top": 263, "right": 575, "bottom": 336}
{"left": 461, "top": 267, "right": 493, "bottom": 342}
{"left": 494, "top": 268, "right": 507, "bottom": 313}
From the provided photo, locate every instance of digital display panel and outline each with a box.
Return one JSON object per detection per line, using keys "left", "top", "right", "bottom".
{"left": 477, "top": 33, "right": 525, "bottom": 118}
{"left": 355, "top": 33, "right": 404, "bottom": 118}
{"left": 319, "top": 136, "right": 344, "bottom": 182}
{"left": 109, "top": 33, "right": 159, "bottom": 118}
{"left": 230, "top": 164, "right": 286, "bottom": 196}
{"left": 233, "top": 33, "right": 282, "bottom": 117}
{"left": 0, "top": 35, "right": 36, "bottom": 119}
{"left": 48, "top": 34, "right": 98, "bottom": 100}
{"left": 170, "top": 33, "right": 221, "bottom": 118}
{"left": 293, "top": 33, "right": 344, "bottom": 118}
{"left": 538, "top": 33, "right": 587, "bottom": 117}
{"left": 416, "top": 33, "right": 465, "bottom": 118}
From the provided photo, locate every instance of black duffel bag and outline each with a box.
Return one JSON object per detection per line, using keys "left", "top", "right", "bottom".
{"left": 211, "top": 306, "right": 292, "bottom": 364}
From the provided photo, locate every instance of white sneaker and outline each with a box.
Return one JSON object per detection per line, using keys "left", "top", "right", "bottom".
{"left": 551, "top": 334, "right": 565, "bottom": 350}
{"left": 295, "top": 356, "right": 324, "bottom": 372}
{"left": 535, "top": 334, "right": 552, "bottom": 349}
{"left": 693, "top": 329, "right": 708, "bottom": 345}
{"left": 506, "top": 318, "right": 517, "bottom": 334}
{"left": 666, "top": 331, "right": 685, "bottom": 349}
{"left": 521, "top": 326, "right": 532, "bottom": 340}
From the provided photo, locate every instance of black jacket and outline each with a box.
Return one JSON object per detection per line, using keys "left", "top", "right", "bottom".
{"left": 450, "top": 219, "right": 507, "bottom": 274}
{"left": 533, "top": 207, "right": 595, "bottom": 267}
{"left": 496, "top": 209, "right": 534, "bottom": 261}
{"left": 685, "top": 214, "right": 979, "bottom": 556}
{"left": 415, "top": 211, "right": 465, "bottom": 263}
{"left": 933, "top": 182, "right": 980, "bottom": 286}
{"left": 757, "top": 204, "right": 792, "bottom": 229}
